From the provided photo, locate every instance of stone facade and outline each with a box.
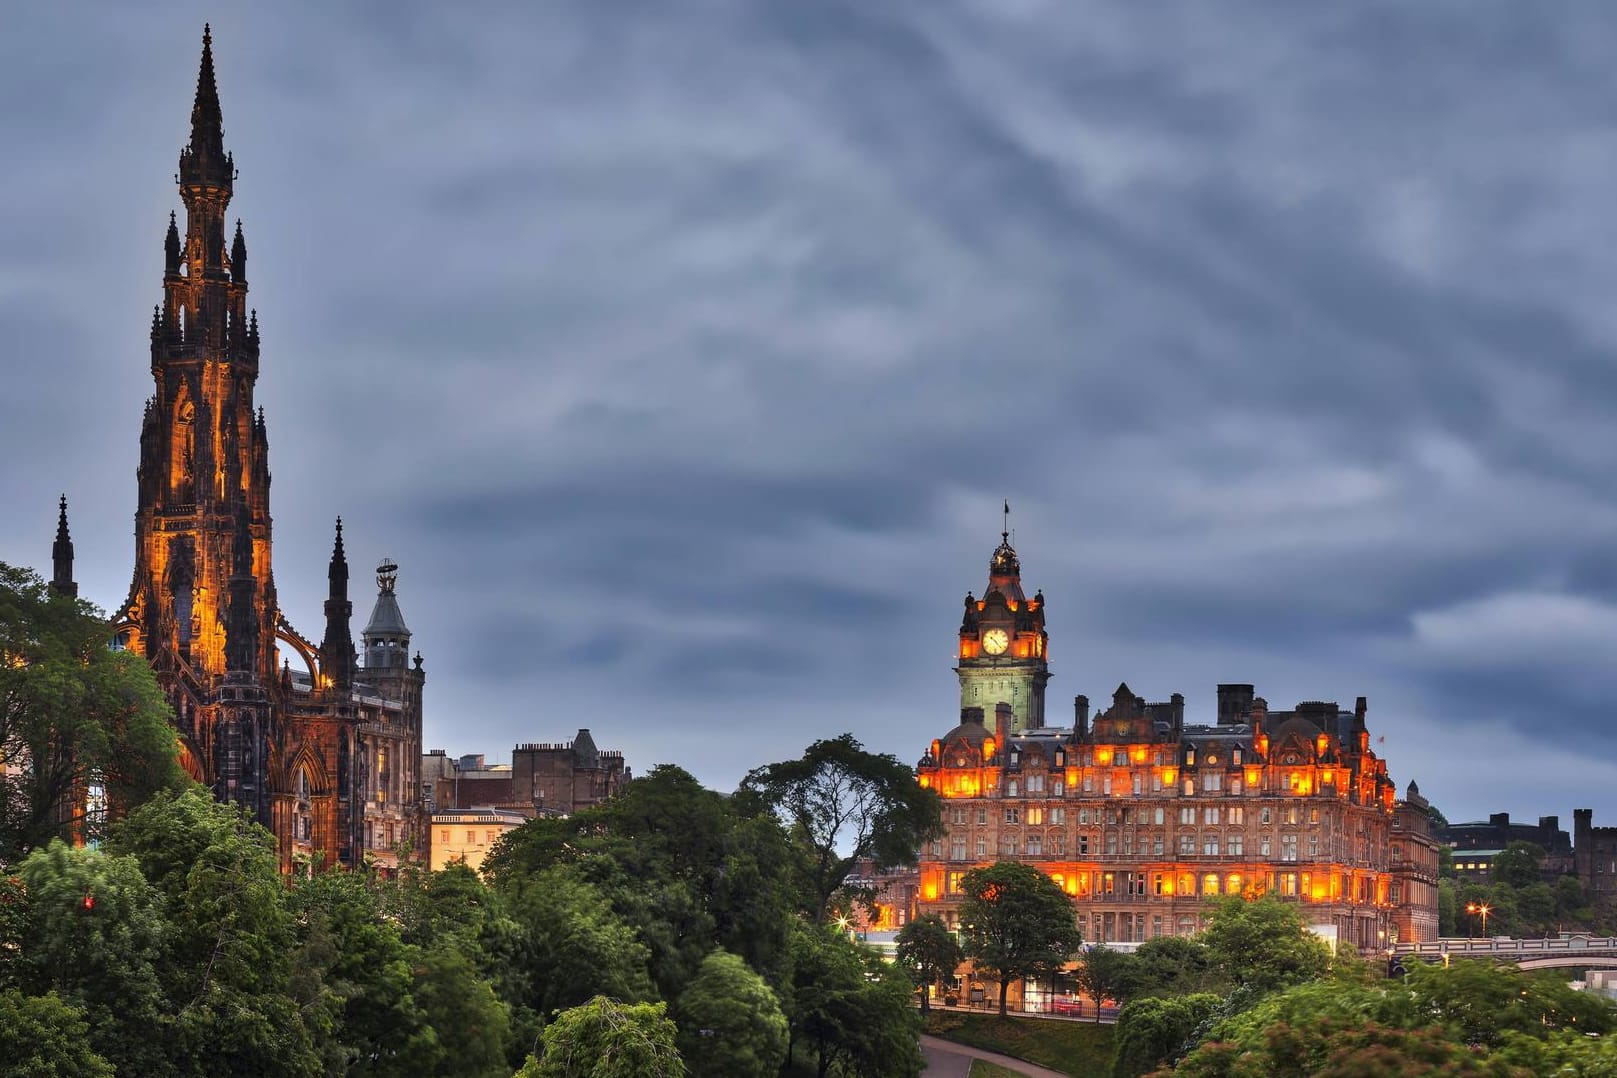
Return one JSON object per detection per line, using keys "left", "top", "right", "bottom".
{"left": 915, "top": 532, "right": 1438, "bottom": 971}
{"left": 425, "top": 730, "right": 629, "bottom": 818}
{"left": 89, "top": 30, "right": 425, "bottom": 874}
{"left": 1574, "top": 809, "right": 1617, "bottom": 901}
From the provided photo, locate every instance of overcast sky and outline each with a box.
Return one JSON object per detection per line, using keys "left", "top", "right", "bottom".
{"left": 5, "top": 3, "right": 1617, "bottom": 827}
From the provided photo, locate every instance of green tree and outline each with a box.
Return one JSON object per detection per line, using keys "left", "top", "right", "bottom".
{"left": 741, "top": 734, "right": 942, "bottom": 922}
{"left": 1199, "top": 896, "right": 1330, "bottom": 993}
{"left": 1076, "top": 944, "right": 1143, "bottom": 1012}
{"left": 13, "top": 841, "right": 173, "bottom": 1076}
{"left": 515, "top": 996, "right": 685, "bottom": 1078}
{"left": 1492, "top": 842, "right": 1544, "bottom": 890}
{"left": 0, "top": 562, "right": 184, "bottom": 860}
{"left": 0, "top": 988, "right": 115, "bottom": 1078}
{"left": 411, "top": 943, "right": 513, "bottom": 1078}
{"left": 781, "top": 923, "right": 922, "bottom": 1078}
{"left": 674, "top": 950, "right": 787, "bottom": 1078}
{"left": 107, "top": 787, "right": 322, "bottom": 1076}
{"left": 1130, "top": 935, "right": 1220, "bottom": 997}
{"left": 503, "top": 865, "right": 654, "bottom": 1020}
{"left": 894, "top": 913, "right": 964, "bottom": 1012}
{"left": 957, "top": 861, "right": 1082, "bottom": 1016}
{"left": 1110, "top": 992, "right": 1219, "bottom": 1078}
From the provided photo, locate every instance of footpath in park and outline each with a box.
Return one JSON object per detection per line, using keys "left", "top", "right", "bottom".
{"left": 920, "top": 1033, "right": 1078, "bottom": 1078}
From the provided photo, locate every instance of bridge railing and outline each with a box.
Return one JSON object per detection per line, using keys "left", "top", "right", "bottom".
{"left": 1393, "top": 936, "right": 1617, "bottom": 958}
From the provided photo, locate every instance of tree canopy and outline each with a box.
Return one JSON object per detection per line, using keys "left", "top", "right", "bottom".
{"left": 0, "top": 562, "right": 183, "bottom": 861}
{"left": 741, "top": 733, "right": 942, "bottom": 922}
{"left": 894, "top": 912, "right": 964, "bottom": 1013}
{"left": 958, "top": 861, "right": 1083, "bottom": 1016}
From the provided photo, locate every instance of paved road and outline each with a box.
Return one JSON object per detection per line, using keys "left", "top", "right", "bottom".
{"left": 920, "top": 1034, "right": 1079, "bottom": 1078}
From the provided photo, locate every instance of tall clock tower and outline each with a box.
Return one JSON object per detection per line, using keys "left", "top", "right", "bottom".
{"left": 955, "top": 522, "right": 1049, "bottom": 734}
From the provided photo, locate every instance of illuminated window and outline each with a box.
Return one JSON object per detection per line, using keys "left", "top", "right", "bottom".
{"left": 1201, "top": 873, "right": 1219, "bottom": 896}
{"left": 1026, "top": 807, "right": 1045, "bottom": 825}
{"left": 1226, "top": 873, "right": 1243, "bottom": 895}
{"left": 1183, "top": 778, "right": 1195, "bottom": 796}
{"left": 947, "top": 872, "right": 965, "bottom": 895}
{"left": 1279, "top": 872, "right": 1298, "bottom": 896}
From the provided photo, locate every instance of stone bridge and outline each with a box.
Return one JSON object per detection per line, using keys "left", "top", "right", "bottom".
{"left": 1393, "top": 935, "right": 1617, "bottom": 971}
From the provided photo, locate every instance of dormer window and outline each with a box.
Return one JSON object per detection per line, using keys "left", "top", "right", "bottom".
{"left": 1186, "top": 747, "right": 1197, "bottom": 766}
{"left": 1054, "top": 750, "right": 1065, "bottom": 767}
{"left": 1010, "top": 750, "right": 1020, "bottom": 766}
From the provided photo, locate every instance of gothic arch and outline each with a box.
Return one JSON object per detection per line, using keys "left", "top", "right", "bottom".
{"left": 274, "top": 616, "right": 321, "bottom": 684}
{"left": 279, "top": 743, "right": 330, "bottom": 798}
{"left": 176, "top": 735, "right": 207, "bottom": 785}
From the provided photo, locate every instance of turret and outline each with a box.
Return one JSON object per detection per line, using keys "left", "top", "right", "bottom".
{"left": 363, "top": 559, "right": 412, "bottom": 671}
{"left": 50, "top": 496, "right": 77, "bottom": 598}
{"left": 231, "top": 219, "right": 247, "bottom": 285}
{"left": 318, "top": 518, "right": 356, "bottom": 690}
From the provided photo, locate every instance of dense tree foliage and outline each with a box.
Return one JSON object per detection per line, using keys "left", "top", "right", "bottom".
{"left": 1111, "top": 993, "right": 1219, "bottom": 1078}
{"left": 1198, "top": 896, "right": 1330, "bottom": 992}
{"left": 673, "top": 950, "right": 788, "bottom": 1077}
{"left": 515, "top": 997, "right": 684, "bottom": 1078}
{"left": 1161, "top": 957, "right": 1617, "bottom": 1077}
{"left": 741, "top": 733, "right": 943, "bottom": 922}
{"left": 894, "top": 912, "right": 964, "bottom": 1012}
{"left": 0, "top": 562, "right": 184, "bottom": 860}
{"left": 958, "top": 860, "right": 1084, "bottom": 1016}
{"left": 1, "top": 674, "right": 935, "bottom": 1078}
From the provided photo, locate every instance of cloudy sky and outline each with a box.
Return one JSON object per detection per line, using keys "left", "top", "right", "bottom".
{"left": 5, "top": 3, "right": 1617, "bottom": 825}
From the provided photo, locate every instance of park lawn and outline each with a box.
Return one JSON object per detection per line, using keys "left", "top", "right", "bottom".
{"left": 924, "top": 1012, "right": 1112, "bottom": 1077}
{"left": 969, "top": 1062, "right": 1034, "bottom": 1078}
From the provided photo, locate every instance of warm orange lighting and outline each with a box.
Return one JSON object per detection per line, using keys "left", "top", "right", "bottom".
{"left": 1160, "top": 768, "right": 1178, "bottom": 786}
{"left": 1320, "top": 768, "right": 1335, "bottom": 784}
{"left": 1065, "top": 767, "right": 1079, "bottom": 787}
{"left": 1311, "top": 884, "right": 1327, "bottom": 901}
{"left": 1316, "top": 735, "right": 1330, "bottom": 756}
{"left": 1244, "top": 768, "right": 1261, "bottom": 788}
{"left": 918, "top": 775, "right": 932, "bottom": 788}
{"left": 983, "top": 739, "right": 995, "bottom": 760}
{"left": 1130, "top": 747, "right": 1146, "bottom": 764}
{"left": 923, "top": 883, "right": 939, "bottom": 901}
{"left": 1160, "top": 879, "right": 1175, "bottom": 896}
{"left": 1096, "top": 748, "right": 1114, "bottom": 766}
{"left": 1006, "top": 600, "right": 1018, "bottom": 611}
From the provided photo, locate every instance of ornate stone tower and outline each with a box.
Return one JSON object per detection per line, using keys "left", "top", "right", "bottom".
{"left": 120, "top": 26, "right": 277, "bottom": 813}
{"left": 955, "top": 507, "right": 1050, "bottom": 734}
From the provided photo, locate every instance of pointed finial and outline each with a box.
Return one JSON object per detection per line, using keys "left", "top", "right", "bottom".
{"left": 180, "top": 24, "right": 230, "bottom": 189}
{"left": 56, "top": 494, "right": 69, "bottom": 536}
{"left": 1002, "top": 499, "right": 1010, "bottom": 543}
{"left": 334, "top": 516, "right": 345, "bottom": 552}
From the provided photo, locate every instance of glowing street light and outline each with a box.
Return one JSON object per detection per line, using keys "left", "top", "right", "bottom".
{"left": 1466, "top": 902, "right": 1493, "bottom": 937}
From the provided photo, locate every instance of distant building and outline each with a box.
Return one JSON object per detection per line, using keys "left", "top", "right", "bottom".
{"left": 1575, "top": 810, "right": 1617, "bottom": 901}
{"left": 1392, "top": 782, "right": 1441, "bottom": 944}
{"left": 1444, "top": 812, "right": 1573, "bottom": 883}
{"left": 914, "top": 528, "right": 1437, "bottom": 1010}
{"left": 423, "top": 730, "right": 630, "bottom": 818}
{"left": 429, "top": 807, "right": 528, "bottom": 873}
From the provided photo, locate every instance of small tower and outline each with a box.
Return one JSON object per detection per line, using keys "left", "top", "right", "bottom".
{"left": 51, "top": 496, "right": 77, "bottom": 598}
{"left": 363, "top": 558, "right": 412, "bottom": 671}
{"left": 319, "top": 518, "right": 356, "bottom": 691}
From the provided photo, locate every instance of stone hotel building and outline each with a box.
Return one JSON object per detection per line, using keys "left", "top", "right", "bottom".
{"left": 915, "top": 530, "right": 1439, "bottom": 959}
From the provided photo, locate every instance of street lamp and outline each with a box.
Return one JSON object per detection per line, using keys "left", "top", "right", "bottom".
{"left": 1466, "top": 902, "right": 1492, "bottom": 938}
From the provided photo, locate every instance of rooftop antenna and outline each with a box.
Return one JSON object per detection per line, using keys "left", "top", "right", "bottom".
{"left": 1002, "top": 499, "right": 1010, "bottom": 543}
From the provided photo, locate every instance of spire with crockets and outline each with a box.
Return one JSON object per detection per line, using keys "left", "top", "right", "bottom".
{"left": 319, "top": 518, "right": 356, "bottom": 691}
{"left": 51, "top": 495, "right": 77, "bottom": 598}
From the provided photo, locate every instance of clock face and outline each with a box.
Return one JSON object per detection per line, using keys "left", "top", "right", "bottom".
{"left": 982, "top": 629, "right": 1009, "bottom": 655}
